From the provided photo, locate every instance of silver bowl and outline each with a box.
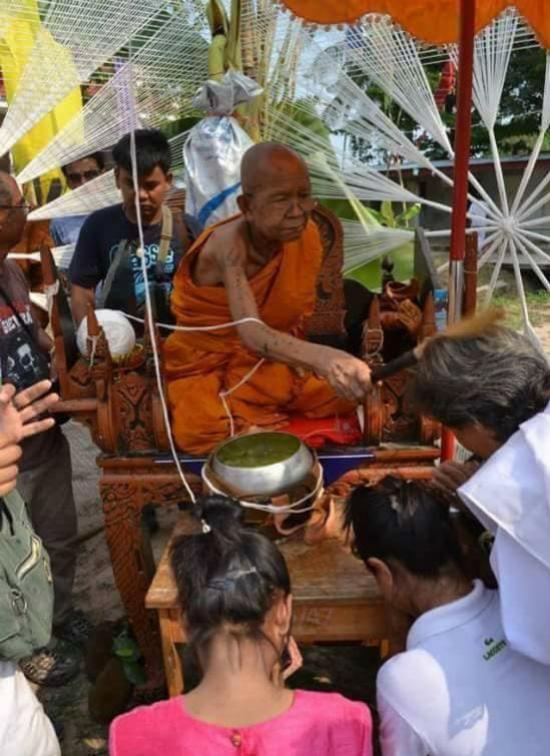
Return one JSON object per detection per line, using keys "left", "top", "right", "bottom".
{"left": 211, "top": 431, "right": 313, "bottom": 497}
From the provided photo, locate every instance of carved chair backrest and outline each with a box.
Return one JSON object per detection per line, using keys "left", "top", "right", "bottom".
{"left": 306, "top": 204, "right": 346, "bottom": 339}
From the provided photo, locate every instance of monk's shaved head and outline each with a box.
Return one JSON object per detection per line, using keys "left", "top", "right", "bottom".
{"left": 238, "top": 142, "right": 313, "bottom": 244}
{"left": 241, "top": 143, "right": 309, "bottom": 194}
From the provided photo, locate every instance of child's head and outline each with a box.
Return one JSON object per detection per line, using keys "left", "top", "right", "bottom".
{"left": 171, "top": 496, "right": 292, "bottom": 668}
{"left": 113, "top": 128, "right": 172, "bottom": 224}
{"left": 345, "top": 476, "right": 465, "bottom": 615}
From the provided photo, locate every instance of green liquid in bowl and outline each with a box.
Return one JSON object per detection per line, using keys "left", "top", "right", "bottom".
{"left": 216, "top": 433, "right": 301, "bottom": 468}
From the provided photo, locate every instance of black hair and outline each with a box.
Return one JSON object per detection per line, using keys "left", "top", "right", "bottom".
{"left": 61, "top": 151, "right": 105, "bottom": 175}
{"left": 408, "top": 326, "right": 550, "bottom": 443}
{"left": 112, "top": 128, "right": 171, "bottom": 176}
{"left": 345, "top": 476, "right": 464, "bottom": 578}
{"left": 171, "top": 495, "right": 290, "bottom": 652}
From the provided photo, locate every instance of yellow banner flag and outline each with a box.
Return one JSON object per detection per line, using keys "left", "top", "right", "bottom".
{"left": 0, "top": 0, "right": 82, "bottom": 202}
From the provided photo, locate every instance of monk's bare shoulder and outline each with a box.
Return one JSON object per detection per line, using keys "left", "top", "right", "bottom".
{"left": 192, "top": 218, "right": 246, "bottom": 286}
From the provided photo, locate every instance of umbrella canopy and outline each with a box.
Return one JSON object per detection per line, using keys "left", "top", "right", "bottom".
{"left": 276, "top": 1, "right": 550, "bottom": 49}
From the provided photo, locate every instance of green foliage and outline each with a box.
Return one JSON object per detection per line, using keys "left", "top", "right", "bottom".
{"left": 346, "top": 242, "right": 414, "bottom": 290}
{"left": 347, "top": 45, "right": 548, "bottom": 162}
{"left": 162, "top": 114, "right": 201, "bottom": 139}
{"left": 113, "top": 628, "right": 146, "bottom": 686}
{"left": 271, "top": 98, "right": 333, "bottom": 148}
{"left": 377, "top": 200, "right": 421, "bottom": 228}
{"left": 348, "top": 65, "right": 444, "bottom": 163}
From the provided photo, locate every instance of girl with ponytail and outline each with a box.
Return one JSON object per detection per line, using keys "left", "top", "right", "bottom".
{"left": 110, "top": 495, "right": 373, "bottom": 755}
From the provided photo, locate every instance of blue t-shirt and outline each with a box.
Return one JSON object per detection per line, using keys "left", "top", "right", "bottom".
{"left": 50, "top": 214, "right": 88, "bottom": 249}
{"left": 69, "top": 204, "right": 190, "bottom": 309}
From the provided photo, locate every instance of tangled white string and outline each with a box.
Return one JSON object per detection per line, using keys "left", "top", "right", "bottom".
{"left": 125, "top": 32, "right": 197, "bottom": 505}
{"left": 201, "top": 463, "right": 323, "bottom": 515}
{"left": 17, "top": 10, "right": 208, "bottom": 184}
{"left": 26, "top": 128, "right": 190, "bottom": 222}
{"left": 0, "top": 0, "right": 179, "bottom": 157}
{"left": 265, "top": 9, "right": 550, "bottom": 345}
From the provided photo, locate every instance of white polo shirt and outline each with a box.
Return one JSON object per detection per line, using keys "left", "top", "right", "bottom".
{"left": 458, "top": 401, "right": 550, "bottom": 665}
{"left": 0, "top": 662, "right": 60, "bottom": 756}
{"left": 377, "top": 581, "right": 550, "bottom": 756}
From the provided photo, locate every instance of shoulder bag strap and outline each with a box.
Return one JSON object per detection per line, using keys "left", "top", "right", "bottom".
{"left": 97, "top": 238, "right": 129, "bottom": 309}
{"left": 157, "top": 205, "right": 173, "bottom": 265}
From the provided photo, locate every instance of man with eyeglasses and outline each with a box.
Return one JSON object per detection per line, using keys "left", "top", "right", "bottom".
{"left": 164, "top": 142, "right": 373, "bottom": 454}
{"left": 0, "top": 172, "right": 88, "bottom": 688}
{"left": 50, "top": 153, "right": 104, "bottom": 252}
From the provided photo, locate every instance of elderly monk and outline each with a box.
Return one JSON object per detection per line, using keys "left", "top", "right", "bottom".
{"left": 164, "top": 143, "right": 372, "bottom": 454}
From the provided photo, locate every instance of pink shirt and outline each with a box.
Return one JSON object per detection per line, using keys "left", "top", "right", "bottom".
{"left": 109, "top": 690, "right": 373, "bottom": 755}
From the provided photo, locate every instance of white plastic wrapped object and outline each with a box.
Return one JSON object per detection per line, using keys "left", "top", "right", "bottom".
{"left": 76, "top": 309, "right": 136, "bottom": 361}
{"left": 184, "top": 71, "right": 263, "bottom": 229}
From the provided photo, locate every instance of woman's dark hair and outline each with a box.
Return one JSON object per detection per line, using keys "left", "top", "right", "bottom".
{"left": 345, "top": 477, "right": 464, "bottom": 578}
{"left": 408, "top": 326, "right": 550, "bottom": 443}
{"left": 113, "top": 128, "right": 171, "bottom": 176}
{"left": 171, "top": 496, "right": 290, "bottom": 651}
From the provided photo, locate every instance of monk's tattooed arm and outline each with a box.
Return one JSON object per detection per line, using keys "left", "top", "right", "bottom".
{"left": 223, "top": 262, "right": 323, "bottom": 371}
{"left": 221, "top": 249, "right": 372, "bottom": 401}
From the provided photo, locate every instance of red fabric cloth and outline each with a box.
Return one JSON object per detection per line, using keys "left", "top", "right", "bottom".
{"left": 110, "top": 690, "right": 373, "bottom": 756}
{"left": 283, "top": 412, "right": 362, "bottom": 448}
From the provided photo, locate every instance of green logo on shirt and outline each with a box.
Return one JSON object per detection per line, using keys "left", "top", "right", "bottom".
{"left": 483, "top": 637, "right": 507, "bottom": 661}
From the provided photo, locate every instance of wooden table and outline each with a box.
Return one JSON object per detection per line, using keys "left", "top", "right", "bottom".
{"left": 146, "top": 513, "right": 388, "bottom": 697}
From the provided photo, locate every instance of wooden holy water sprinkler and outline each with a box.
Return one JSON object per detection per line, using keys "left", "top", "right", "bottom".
{"left": 370, "top": 308, "right": 505, "bottom": 384}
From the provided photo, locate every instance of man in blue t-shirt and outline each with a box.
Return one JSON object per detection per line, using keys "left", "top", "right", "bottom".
{"left": 69, "top": 129, "right": 199, "bottom": 325}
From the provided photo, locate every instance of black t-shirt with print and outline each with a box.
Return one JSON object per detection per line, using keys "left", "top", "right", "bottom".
{"left": 0, "top": 262, "right": 49, "bottom": 390}
{"left": 0, "top": 260, "right": 56, "bottom": 471}
{"left": 69, "top": 204, "right": 199, "bottom": 316}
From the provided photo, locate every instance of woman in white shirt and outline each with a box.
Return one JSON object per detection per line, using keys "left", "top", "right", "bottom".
{"left": 345, "top": 476, "right": 550, "bottom": 756}
{"left": 408, "top": 325, "right": 550, "bottom": 665}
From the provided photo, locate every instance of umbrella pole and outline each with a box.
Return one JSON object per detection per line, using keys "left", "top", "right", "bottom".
{"left": 441, "top": 0, "right": 476, "bottom": 461}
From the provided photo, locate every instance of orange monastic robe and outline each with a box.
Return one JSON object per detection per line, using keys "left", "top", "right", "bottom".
{"left": 164, "top": 216, "right": 354, "bottom": 454}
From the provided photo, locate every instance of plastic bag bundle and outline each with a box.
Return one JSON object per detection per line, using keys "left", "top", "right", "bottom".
{"left": 77, "top": 309, "right": 136, "bottom": 361}
{"left": 184, "top": 71, "right": 262, "bottom": 229}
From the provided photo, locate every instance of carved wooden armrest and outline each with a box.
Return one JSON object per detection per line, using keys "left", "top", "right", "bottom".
{"left": 362, "top": 290, "right": 440, "bottom": 446}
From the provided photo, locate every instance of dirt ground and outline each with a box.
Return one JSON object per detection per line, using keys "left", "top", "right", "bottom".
{"left": 36, "top": 295, "right": 550, "bottom": 755}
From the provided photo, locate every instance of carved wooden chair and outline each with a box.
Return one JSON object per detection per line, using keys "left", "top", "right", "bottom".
{"left": 45, "top": 206, "right": 476, "bottom": 692}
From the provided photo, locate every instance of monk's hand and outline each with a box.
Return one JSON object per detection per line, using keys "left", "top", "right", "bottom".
{"left": 432, "top": 460, "right": 481, "bottom": 495}
{"left": 322, "top": 351, "right": 373, "bottom": 403}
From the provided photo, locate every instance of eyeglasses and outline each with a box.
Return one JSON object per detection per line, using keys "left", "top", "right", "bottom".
{"left": 0, "top": 201, "right": 31, "bottom": 214}
{"left": 65, "top": 170, "right": 100, "bottom": 185}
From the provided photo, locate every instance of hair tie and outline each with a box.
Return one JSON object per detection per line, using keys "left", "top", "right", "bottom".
{"left": 201, "top": 519, "right": 212, "bottom": 534}
{"left": 207, "top": 566, "right": 258, "bottom": 591}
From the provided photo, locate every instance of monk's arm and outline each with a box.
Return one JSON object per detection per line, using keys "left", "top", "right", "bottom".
{"left": 222, "top": 262, "right": 372, "bottom": 402}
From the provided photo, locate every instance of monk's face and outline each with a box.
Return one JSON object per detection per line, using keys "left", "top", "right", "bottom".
{"left": 239, "top": 158, "right": 315, "bottom": 243}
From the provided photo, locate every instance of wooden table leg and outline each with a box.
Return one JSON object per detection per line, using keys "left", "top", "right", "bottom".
{"left": 100, "top": 476, "right": 165, "bottom": 695}
{"left": 159, "top": 610, "right": 185, "bottom": 697}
